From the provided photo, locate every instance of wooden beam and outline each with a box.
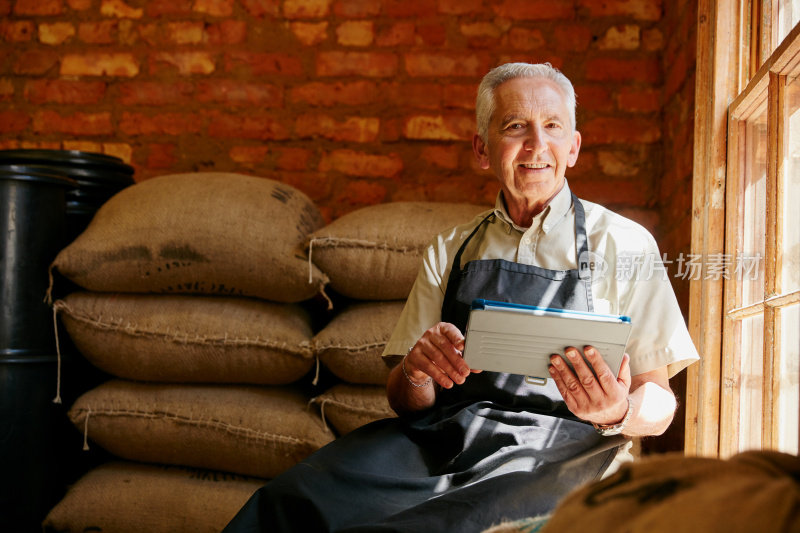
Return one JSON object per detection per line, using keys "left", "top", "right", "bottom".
{"left": 687, "top": 0, "right": 742, "bottom": 457}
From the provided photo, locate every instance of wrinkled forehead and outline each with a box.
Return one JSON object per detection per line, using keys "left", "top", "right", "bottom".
{"left": 491, "top": 77, "right": 571, "bottom": 125}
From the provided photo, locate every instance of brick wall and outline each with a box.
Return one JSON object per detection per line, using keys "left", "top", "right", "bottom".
{"left": 1, "top": 0, "right": 679, "bottom": 226}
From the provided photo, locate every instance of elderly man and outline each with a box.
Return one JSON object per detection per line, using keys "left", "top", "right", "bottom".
{"left": 224, "top": 63, "right": 699, "bottom": 533}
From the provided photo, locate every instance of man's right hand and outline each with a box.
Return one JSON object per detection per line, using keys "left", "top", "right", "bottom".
{"left": 404, "top": 322, "right": 479, "bottom": 389}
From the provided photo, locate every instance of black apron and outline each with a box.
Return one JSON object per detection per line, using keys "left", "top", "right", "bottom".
{"left": 223, "top": 194, "right": 624, "bottom": 533}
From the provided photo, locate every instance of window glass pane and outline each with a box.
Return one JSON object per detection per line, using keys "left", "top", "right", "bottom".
{"left": 739, "top": 313, "right": 765, "bottom": 452}
{"left": 778, "top": 304, "right": 800, "bottom": 454}
{"left": 740, "top": 104, "right": 768, "bottom": 306}
{"left": 784, "top": 73, "right": 800, "bottom": 293}
{"left": 778, "top": 1, "right": 800, "bottom": 43}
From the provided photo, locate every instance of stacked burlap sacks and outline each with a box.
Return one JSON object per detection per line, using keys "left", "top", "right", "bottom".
{"left": 43, "top": 173, "right": 335, "bottom": 532}
{"left": 308, "top": 202, "right": 488, "bottom": 436}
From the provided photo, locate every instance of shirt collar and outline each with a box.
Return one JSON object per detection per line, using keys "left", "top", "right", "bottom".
{"left": 493, "top": 180, "right": 573, "bottom": 234}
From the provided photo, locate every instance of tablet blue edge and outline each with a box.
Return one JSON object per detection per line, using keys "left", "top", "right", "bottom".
{"left": 471, "top": 298, "right": 632, "bottom": 323}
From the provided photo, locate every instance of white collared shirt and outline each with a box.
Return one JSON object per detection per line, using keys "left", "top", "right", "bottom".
{"left": 383, "top": 181, "right": 700, "bottom": 378}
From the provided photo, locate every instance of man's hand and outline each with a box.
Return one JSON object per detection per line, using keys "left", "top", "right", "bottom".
{"left": 548, "top": 345, "right": 678, "bottom": 436}
{"left": 405, "top": 322, "right": 481, "bottom": 389}
{"left": 548, "top": 346, "right": 631, "bottom": 426}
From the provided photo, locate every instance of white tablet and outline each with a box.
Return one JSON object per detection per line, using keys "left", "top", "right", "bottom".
{"left": 463, "top": 299, "right": 632, "bottom": 380}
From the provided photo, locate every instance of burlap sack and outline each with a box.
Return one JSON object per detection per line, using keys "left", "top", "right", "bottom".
{"left": 43, "top": 461, "right": 263, "bottom": 533}
{"left": 50, "top": 172, "right": 328, "bottom": 303}
{"left": 308, "top": 202, "right": 488, "bottom": 300}
{"left": 310, "top": 384, "right": 396, "bottom": 436}
{"left": 55, "top": 292, "right": 314, "bottom": 384}
{"left": 539, "top": 450, "right": 800, "bottom": 533}
{"left": 313, "top": 300, "right": 405, "bottom": 385}
{"left": 68, "top": 380, "right": 335, "bottom": 479}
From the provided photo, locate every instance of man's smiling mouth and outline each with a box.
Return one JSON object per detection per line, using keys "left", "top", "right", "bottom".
{"left": 519, "top": 163, "right": 550, "bottom": 169}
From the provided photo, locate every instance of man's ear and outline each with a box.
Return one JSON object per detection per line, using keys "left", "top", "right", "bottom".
{"left": 473, "top": 134, "right": 490, "bottom": 170}
{"left": 567, "top": 130, "right": 581, "bottom": 167}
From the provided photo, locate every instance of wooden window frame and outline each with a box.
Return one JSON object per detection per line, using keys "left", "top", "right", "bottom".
{"left": 688, "top": 1, "right": 800, "bottom": 456}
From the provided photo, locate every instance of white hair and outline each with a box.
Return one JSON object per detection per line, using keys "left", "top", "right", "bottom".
{"left": 475, "top": 62, "right": 577, "bottom": 142}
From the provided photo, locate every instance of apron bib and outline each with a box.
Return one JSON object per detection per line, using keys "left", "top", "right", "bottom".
{"left": 223, "top": 194, "right": 624, "bottom": 533}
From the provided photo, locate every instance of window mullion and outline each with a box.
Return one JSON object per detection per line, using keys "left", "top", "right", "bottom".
{"left": 762, "top": 72, "right": 784, "bottom": 449}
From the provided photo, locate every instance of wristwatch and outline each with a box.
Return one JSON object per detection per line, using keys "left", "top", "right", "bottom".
{"left": 592, "top": 398, "right": 632, "bottom": 436}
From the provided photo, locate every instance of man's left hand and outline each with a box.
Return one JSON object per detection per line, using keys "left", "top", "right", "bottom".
{"left": 548, "top": 346, "right": 631, "bottom": 426}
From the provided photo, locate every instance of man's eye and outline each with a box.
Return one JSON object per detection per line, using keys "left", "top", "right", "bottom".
{"left": 546, "top": 122, "right": 562, "bottom": 129}
{"left": 508, "top": 123, "right": 524, "bottom": 130}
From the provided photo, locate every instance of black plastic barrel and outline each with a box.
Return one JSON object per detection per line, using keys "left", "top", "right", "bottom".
{"left": 0, "top": 150, "right": 134, "bottom": 241}
{"left": 0, "top": 167, "right": 76, "bottom": 356}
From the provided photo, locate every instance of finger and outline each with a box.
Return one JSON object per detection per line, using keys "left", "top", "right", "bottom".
{"left": 563, "top": 346, "right": 604, "bottom": 397}
{"left": 437, "top": 322, "right": 466, "bottom": 354}
{"left": 582, "top": 346, "right": 620, "bottom": 394}
{"left": 415, "top": 328, "right": 467, "bottom": 386}
{"left": 617, "top": 353, "right": 631, "bottom": 390}
{"left": 406, "top": 344, "right": 453, "bottom": 389}
{"left": 548, "top": 352, "right": 590, "bottom": 406}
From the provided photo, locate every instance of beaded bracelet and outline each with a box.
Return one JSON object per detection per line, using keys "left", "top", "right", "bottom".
{"left": 402, "top": 355, "right": 432, "bottom": 388}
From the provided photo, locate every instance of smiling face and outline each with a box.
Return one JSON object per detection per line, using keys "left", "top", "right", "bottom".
{"left": 473, "top": 76, "right": 581, "bottom": 226}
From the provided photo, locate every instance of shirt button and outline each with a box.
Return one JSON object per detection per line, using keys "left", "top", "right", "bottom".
{"left": 522, "top": 237, "right": 531, "bottom": 245}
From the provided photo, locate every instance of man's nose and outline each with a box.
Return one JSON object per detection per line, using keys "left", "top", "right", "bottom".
{"left": 523, "top": 127, "right": 547, "bottom": 153}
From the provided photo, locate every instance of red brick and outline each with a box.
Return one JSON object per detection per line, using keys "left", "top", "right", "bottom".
{"left": 597, "top": 149, "right": 644, "bottom": 176}
{"left": 443, "top": 83, "right": 477, "bottom": 109}
{"left": 421, "top": 145, "right": 460, "bottom": 169}
{"left": 14, "top": 0, "right": 62, "bottom": 15}
{"left": 118, "top": 81, "right": 194, "bottom": 105}
{"left": 404, "top": 114, "right": 474, "bottom": 141}
{"left": 580, "top": 116, "right": 661, "bottom": 145}
{"left": 574, "top": 85, "right": 614, "bottom": 113}
{"left": 78, "top": 21, "right": 118, "bottom": 44}
{"left": 382, "top": 82, "right": 442, "bottom": 109}
{"left": 13, "top": 50, "right": 59, "bottom": 75}
{"left": 585, "top": 57, "right": 660, "bottom": 83}
{"left": 229, "top": 145, "right": 269, "bottom": 165}
{"left": 552, "top": 24, "right": 593, "bottom": 52}
{"left": 405, "top": 52, "right": 489, "bottom": 77}
{"left": 39, "top": 22, "right": 76, "bottom": 44}
{"left": 0, "top": 78, "right": 13, "bottom": 101}
{"left": 275, "top": 147, "right": 313, "bottom": 171}
{"left": 0, "top": 0, "right": 10, "bottom": 15}
{"left": 33, "top": 110, "right": 112, "bottom": 136}
{"left": 438, "top": 0, "right": 482, "bottom": 15}
{"left": 317, "top": 51, "right": 398, "bottom": 77}
{"left": 416, "top": 23, "right": 447, "bottom": 46}
{"left": 120, "top": 112, "right": 203, "bottom": 136}
{"left": 333, "top": 0, "right": 381, "bottom": 17}
{"left": 146, "top": 143, "right": 176, "bottom": 169}
{"left": 102, "top": 142, "right": 132, "bottom": 163}
{"left": 497, "top": 54, "right": 564, "bottom": 70}
{"left": 61, "top": 52, "right": 139, "bottom": 77}
{"left": 0, "top": 111, "right": 30, "bottom": 133}
{"left": 319, "top": 149, "right": 403, "bottom": 178}
{"left": 664, "top": 38, "right": 695, "bottom": 101}
{"left": 579, "top": 0, "right": 662, "bottom": 21}
{"left": 146, "top": 0, "right": 193, "bottom": 16}
{"left": 642, "top": 27, "right": 664, "bottom": 51}
{"left": 196, "top": 80, "right": 283, "bottom": 107}
{"left": 283, "top": 0, "right": 332, "bottom": 19}
{"left": 166, "top": 21, "right": 206, "bottom": 44}
{"left": 100, "top": 0, "right": 143, "bottom": 18}
{"left": 207, "top": 111, "right": 290, "bottom": 140}
{"left": 336, "top": 20, "right": 374, "bottom": 46}
{"left": 492, "top": 0, "right": 574, "bottom": 20}
{"left": 62, "top": 140, "right": 103, "bottom": 153}
{"left": 150, "top": 51, "right": 215, "bottom": 75}
{"left": 334, "top": 180, "right": 387, "bottom": 208}
{"left": 66, "top": 0, "right": 90, "bottom": 9}
{"left": 225, "top": 52, "right": 304, "bottom": 76}
{"left": 375, "top": 21, "right": 414, "bottom": 47}
{"left": 193, "top": 0, "right": 234, "bottom": 16}
{"left": 206, "top": 20, "right": 246, "bottom": 44}
{"left": 289, "top": 80, "right": 377, "bottom": 106}
{"left": 384, "top": 0, "right": 436, "bottom": 17}
{"left": 569, "top": 178, "right": 650, "bottom": 207}
{"left": 289, "top": 21, "right": 328, "bottom": 46}
{"left": 617, "top": 86, "right": 660, "bottom": 112}
{"left": 295, "top": 114, "right": 379, "bottom": 142}
{"left": 2, "top": 20, "right": 34, "bottom": 41}
{"left": 508, "top": 27, "right": 545, "bottom": 50}
{"left": 24, "top": 79, "right": 106, "bottom": 105}
{"left": 597, "top": 24, "right": 641, "bottom": 50}
{"left": 239, "top": 0, "right": 279, "bottom": 17}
